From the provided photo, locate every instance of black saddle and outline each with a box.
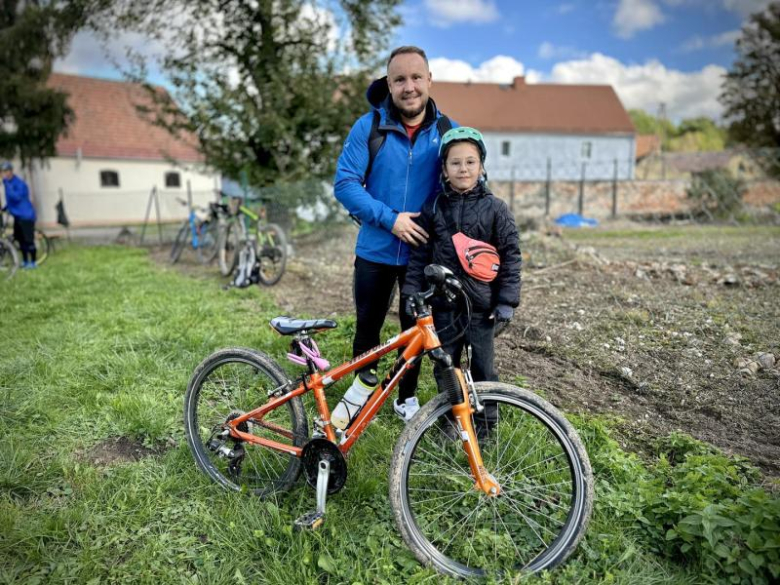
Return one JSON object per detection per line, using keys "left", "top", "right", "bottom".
{"left": 270, "top": 316, "right": 338, "bottom": 335}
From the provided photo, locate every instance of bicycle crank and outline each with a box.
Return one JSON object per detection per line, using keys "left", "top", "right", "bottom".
{"left": 294, "top": 439, "right": 347, "bottom": 531}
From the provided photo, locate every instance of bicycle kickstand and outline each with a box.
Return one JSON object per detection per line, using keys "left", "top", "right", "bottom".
{"left": 294, "top": 459, "right": 330, "bottom": 531}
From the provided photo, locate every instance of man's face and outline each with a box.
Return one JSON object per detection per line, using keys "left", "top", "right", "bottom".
{"left": 1, "top": 170, "right": 12, "bottom": 180}
{"left": 387, "top": 53, "right": 432, "bottom": 121}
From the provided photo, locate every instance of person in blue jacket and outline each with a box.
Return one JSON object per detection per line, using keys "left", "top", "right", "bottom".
{"left": 334, "top": 46, "right": 457, "bottom": 423}
{"left": 1, "top": 161, "right": 37, "bottom": 268}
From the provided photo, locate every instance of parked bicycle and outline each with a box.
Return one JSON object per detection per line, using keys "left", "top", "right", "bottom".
{"left": 184, "top": 264, "right": 593, "bottom": 579}
{"left": 0, "top": 235, "right": 19, "bottom": 280}
{"left": 0, "top": 211, "right": 51, "bottom": 265}
{"left": 217, "top": 195, "right": 287, "bottom": 286}
{"left": 169, "top": 199, "right": 226, "bottom": 265}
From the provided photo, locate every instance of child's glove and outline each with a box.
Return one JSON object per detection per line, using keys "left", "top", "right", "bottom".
{"left": 491, "top": 304, "right": 514, "bottom": 323}
{"left": 402, "top": 295, "right": 416, "bottom": 318}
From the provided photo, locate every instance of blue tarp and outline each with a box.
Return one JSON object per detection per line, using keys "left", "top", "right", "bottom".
{"left": 554, "top": 213, "right": 599, "bottom": 228}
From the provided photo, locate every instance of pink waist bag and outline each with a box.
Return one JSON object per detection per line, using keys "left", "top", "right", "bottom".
{"left": 451, "top": 232, "right": 500, "bottom": 283}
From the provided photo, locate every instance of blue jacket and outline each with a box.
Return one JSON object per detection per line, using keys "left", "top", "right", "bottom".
{"left": 334, "top": 79, "right": 457, "bottom": 266}
{"left": 2, "top": 175, "right": 36, "bottom": 221}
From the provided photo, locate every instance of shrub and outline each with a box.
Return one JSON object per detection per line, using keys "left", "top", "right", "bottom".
{"left": 686, "top": 168, "right": 747, "bottom": 219}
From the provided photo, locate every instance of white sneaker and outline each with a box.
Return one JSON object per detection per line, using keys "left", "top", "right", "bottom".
{"left": 393, "top": 397, "right": 420, "bottom": 422}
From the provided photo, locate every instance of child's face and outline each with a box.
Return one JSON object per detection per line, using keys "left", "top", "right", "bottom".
{"left": 443, "top": 142, "right": 482, "bottom": 193}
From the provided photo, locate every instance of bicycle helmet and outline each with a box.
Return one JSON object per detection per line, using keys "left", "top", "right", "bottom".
{"left": 438, "top": 127, "right": 487, "bottom": 163}
{"left": 1, "top": 161, "right": 12, "bottom": 172}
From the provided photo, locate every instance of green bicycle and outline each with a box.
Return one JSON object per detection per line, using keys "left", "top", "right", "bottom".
{"left": 217, "top": 196, "right": 287, "bottom": 286}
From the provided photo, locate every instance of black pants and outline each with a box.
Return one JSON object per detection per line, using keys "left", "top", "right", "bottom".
{"left": 13, "top": 218, "right": 36, "bottom": 263}
{"left": 434, "top": 310, "right": 499, "bottom": 426}
{"left": 353, "top": 256, "right": 420, "bottom": 401}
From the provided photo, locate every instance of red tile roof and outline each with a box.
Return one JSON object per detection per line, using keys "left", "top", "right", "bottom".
{"left": 48, "top": 73, "right": 203, "bottom": 162}
{"left": 636, "top": 134, "right": 661, "bottom": 159}
{"left": 431, "top": 77, "right": 635, "bottom": 136}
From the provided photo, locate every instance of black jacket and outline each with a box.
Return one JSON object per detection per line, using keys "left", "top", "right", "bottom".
{"left": 401, "top": 181, "right": 521, "bottom": 312}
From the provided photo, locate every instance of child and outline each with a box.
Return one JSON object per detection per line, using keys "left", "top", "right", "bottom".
{"left": 398, "top": 127, "right": 521, "bottom": 428}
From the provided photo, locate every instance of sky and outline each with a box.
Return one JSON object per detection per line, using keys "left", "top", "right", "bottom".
{"left": 53, "top": 0, "right": 775, "bottom": 122}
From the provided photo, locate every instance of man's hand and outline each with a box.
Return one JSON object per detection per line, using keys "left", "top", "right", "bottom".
{"left": 491, "top": 304, "right": 514, "bottom": 323}
{"left": 392, "top": 212, "right": 429, "bottom": 246}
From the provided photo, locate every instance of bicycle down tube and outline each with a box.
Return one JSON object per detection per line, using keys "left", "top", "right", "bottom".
{"left": 226, "top": 314, "right": 438, "bottom": 455}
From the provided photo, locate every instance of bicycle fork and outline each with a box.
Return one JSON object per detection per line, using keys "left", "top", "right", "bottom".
{"left": 431, "top": 348, "right": 501, "bottom": 497}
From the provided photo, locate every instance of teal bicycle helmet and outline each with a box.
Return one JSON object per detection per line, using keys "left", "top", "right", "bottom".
{"left": 439, "top": 127, "right": 487, "bottom": 163}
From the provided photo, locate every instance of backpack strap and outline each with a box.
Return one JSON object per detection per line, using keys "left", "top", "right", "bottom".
{"left": 364, "top": 110, "right": 384, "bottom": 185}
{"left": 364, "top": 112, "right": 452, "bottom": 184}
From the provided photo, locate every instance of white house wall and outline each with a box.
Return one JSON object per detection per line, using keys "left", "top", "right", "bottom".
{"left": 30, "top": 157, "right": 219, "bottom": 226}
{"left": 483, "top": 133, "right": 636, "bottom": 181}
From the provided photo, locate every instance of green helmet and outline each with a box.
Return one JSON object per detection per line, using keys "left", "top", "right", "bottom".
{"left": 439, "top": 127, "right": 487, "bottom": 163}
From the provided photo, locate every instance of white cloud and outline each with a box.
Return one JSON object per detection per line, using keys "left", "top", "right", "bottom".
{"left": 549, "top": 52, "right": 727, "bottom": 119}
{"left": 680, "top": 29, "right": 739, "bottom": 52}
{"left": 424, "top": 0, "right": 500, "bottom": 27}
{"left": 612, "top": 0, "right": 665, "bottom": 39}
{"left": 538, "top": 41, "right": 586, "bottom": 60}
{"left": 54, "top": 30, "right": 163, "bottom": 77}
{"left": 556, "top": 3, "right": 576, "bottom": 14}
{"left": 429, "top": 55, "right": 542, "bottom": 84}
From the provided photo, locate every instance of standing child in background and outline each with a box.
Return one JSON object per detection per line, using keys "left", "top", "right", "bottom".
{"left": 400, "top": 127, "right": 521, "bottom": 432}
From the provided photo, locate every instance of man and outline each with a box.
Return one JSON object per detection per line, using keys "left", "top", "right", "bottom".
{"left": 334, "top": 46, "right": 456, "bottom": 422}
{"left": 1, "top": 161, "right": 37, "bottom": 268}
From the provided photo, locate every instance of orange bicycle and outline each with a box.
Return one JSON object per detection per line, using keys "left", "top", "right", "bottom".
{"left": 184, "top": 265, "right": 593, "bottom": 578}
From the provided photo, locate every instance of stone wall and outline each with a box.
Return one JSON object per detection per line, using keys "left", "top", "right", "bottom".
{"left": 489, "top": 179, "right": 780, "bottom": 219}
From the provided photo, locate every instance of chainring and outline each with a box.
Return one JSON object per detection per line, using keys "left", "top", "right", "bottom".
{"left": 301, "top": 438, "right": 347, "bottom": 495}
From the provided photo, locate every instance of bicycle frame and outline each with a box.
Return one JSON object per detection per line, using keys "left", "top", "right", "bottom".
{"left": 225, "top": 311, "right": 500, "bottom": 495}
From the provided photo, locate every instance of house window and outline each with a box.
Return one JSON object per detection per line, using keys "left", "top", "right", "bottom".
{"left": 501, "top": 141, "right": 511, "bottom": 157}
{"left": 100, "top": 170, "right": 120, "bottom": 188}
{"left": 581, "top": 142, "right": 592, "bottom": 159}
{"left": 165, "top": 171, "right": 181, "bottom": 188}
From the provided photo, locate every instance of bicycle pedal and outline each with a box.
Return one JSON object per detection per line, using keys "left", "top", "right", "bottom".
{"left": 294, "top": 511, "right": 325, "bottom": 531}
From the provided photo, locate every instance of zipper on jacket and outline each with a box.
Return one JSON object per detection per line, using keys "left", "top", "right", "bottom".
{"left": 397, "top": 145, "right": 413, "bottom": 264}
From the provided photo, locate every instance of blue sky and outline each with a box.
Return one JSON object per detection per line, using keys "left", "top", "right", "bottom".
{"left": 55, "top": 0, "right": 773, "bottom": 121}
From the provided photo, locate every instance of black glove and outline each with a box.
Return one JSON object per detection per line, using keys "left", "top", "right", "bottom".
{"left": 491, "top": 304, "right": 514, "bottom": 323}
{"left": 402, "top": 295, "right": 416, "bottom": 318}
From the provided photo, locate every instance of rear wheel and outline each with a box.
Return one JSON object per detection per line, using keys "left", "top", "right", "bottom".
{"left": 170, "top": 222, "right": 189, "bottom": 264}
{"left": 0, "top": 237, "right": 20, "bottom": 280}
{"left": 196, "top": 221, "right": 219, "bottom": 264}
{"left": 218, "top": 221, "right": 241, "bottom": 276}
{"left": 34, "top": 230, "right": 51, "bottom": 265}
{"left": 184, "top": 348, "right": 308, "bottom": 497}
{"left": 256, "top": 223, "right": 287, "bottom": 286}
{"left": 389, "top": 382, "right": 593, "bottom": 579}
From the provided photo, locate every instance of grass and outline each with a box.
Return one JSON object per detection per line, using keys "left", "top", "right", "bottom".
{"left": 0, "top": 245, "right": 777, "bottom": 584}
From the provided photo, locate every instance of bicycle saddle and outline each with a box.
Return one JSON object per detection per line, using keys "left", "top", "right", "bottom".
{"left": 270, "top": 316, "right": 338, "bottom": 335}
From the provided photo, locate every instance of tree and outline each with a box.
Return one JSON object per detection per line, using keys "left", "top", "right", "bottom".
{"left": 0, "top": 1, "right": 105, "bottom": 166}
{"left": 720, "top": 2, "right": 780, "bottom": 149}
{"left": 629, "top": 110, "right": 727, "bottom": 152}
{"left": 100, "top": 0, "right": 401, "bottom": 204}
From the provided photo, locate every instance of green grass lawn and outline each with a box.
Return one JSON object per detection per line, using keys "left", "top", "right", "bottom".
{"left": 1, "top": 246, "right": 777, "bottom": 584}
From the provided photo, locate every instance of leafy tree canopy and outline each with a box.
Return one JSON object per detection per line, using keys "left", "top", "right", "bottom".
{"left": 0, "top": 1, "right": 105, "bottom": 166}
{"left": 720, "top": 2, "right": 780, "bottom": 148}
{"left": 97, "top": 0, "right": 402, "bottom": 196}
{"left": 628, "top": 110, "right": 728, "bottom": 152}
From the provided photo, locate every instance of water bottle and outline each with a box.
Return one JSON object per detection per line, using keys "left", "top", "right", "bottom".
{"left": 331, "top": 370, "right": 378, "bottom": 429}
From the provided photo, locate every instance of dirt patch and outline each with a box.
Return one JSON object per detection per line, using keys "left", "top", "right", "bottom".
{"left": 154, "top": 222, "right": 780, "bottom": 476}
{"left": 81, "top": 436, "right": 161, "bottom": 466}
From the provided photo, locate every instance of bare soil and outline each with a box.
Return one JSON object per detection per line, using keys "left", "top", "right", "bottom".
{"left": 154, "top": 223, "right": 780, "bottom": 476}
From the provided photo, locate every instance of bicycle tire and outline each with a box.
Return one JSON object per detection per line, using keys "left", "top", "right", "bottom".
{"left": 0, "top": 237, "right": 20, "bottom": 280}
{"left": 217, "top": 221, "right": 241, "bottom": 277}
{"left": 184, "top": 347, "right": 308, "bottom": 497}
{"left": 34, "top": 230, "right": 51, "bottom": 265}
{"left": 170, "top": 222, "right": 189, "bottom": 264}
{"left": 256, "top": 222, "right": 287, "bottom": 286}
{"left": 389, "top": 382, "right": 593, "bottom": 579}
{"left": 196, "top": 221, "right": 219, "bottom": 265}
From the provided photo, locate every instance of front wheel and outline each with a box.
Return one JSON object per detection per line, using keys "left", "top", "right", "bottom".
{"left": 256, "top": 223, "right": 287, "bottom": 286}
{"left": 0, "top": 237, "right": 20, "bottom": 280}
{"left": 170, "top": 222, "right": 189, "bottom": 264}
{"left": 184, "top": 347, "right": 308, "bottom": 497}
{"left": 217, "top": 221, "right": 241, "bottom": 276}
{"left": 196, "top": 221, "right": 219, "bottom": 265}
{"left": 389, "top": 382, "right": 593, "bottom": 579}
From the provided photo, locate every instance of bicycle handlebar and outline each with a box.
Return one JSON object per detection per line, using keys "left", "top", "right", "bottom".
{"left": 411, "top": 264, "right": 464, "bottom": 315}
